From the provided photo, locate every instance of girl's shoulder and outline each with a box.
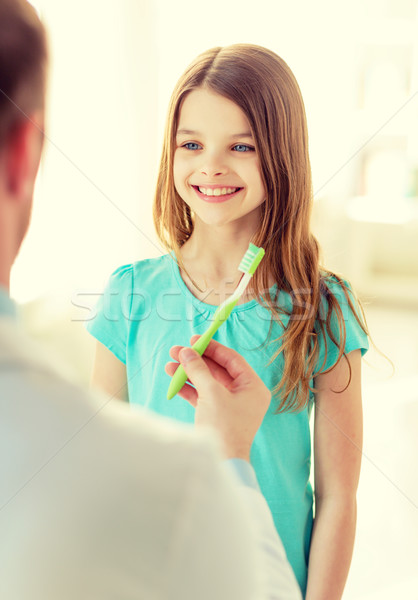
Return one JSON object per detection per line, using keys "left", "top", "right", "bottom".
{"left": 106, "top": 254, "right": 174, "bottom": 292}
{"left": 131, "top": 253, "right": 173, "bottom": 279}
{"left": 318, "top": 271, "right": 360, "bottom": 319}
{"left": 319, "top": 271, "right": 353, "bottom": 294}
{"left": 131, "top": 254, "right": 177, "bottom": 291}
{"left": 314, "top": 271, "right": 369, "bottom": 371}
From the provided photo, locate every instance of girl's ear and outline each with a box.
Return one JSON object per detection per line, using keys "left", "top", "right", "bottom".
{"left": 5, "top": 111, "right": 44, "bottom": 201}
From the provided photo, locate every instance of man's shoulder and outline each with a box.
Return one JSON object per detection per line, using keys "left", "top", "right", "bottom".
{"left": 0, "top": 314, "right": 220, "bottom": 481}
{"left": 0, "top": 316, "right": 74, "bottom": 381}
{"left": 0, "top": 315, "right": 223, "bottom": 520}
{"left": 0, "top": 317, "right": 228, "bottom": 598}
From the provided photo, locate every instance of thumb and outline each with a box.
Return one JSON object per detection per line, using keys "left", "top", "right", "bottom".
{"left": 179, "top": 348, "right": 219, "bottom": 394}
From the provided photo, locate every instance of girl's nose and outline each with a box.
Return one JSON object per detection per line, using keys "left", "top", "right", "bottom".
{"left": 200, "top": 155, "right": 228, "bottom": 178}
{"left": 200, "top": 167, "right": 225, "bottom": 177}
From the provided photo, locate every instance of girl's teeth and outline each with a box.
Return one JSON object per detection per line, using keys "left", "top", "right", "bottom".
{"left": 198, "top": 187, "right": 238, "bottom": 196}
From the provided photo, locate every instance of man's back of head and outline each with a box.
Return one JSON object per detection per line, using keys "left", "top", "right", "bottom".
{"left": 0, "top": 0, "right": 47, "bottom": 146}
{"left": 0, "top": 0, "right": 48, "bottom": 289}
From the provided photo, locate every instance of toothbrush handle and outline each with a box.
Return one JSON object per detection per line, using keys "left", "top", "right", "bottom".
{"left": 166, "top": 299, "right": 238, "bottom": 400}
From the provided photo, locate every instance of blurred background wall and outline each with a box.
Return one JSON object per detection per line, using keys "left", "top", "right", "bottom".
{"left": 11, "top": 1, "right": 418, "bottom": 598}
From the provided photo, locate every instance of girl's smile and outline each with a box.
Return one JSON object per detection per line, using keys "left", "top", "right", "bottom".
{"left": 173, "top": 87, "right": 265, "bottom": 228}
{"left": 191, "top": 184, "right": 243, "bottom": 203}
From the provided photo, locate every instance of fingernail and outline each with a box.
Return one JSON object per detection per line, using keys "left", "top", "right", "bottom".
{"left": 179, "top": 347, "right": 197, "bottom": 364}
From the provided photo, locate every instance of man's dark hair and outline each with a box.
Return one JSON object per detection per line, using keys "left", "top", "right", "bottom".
{"left": 0, "top": 0, "right": 47, "bottom": 145}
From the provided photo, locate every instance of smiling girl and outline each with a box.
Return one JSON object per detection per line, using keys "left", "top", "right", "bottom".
{"left": 86, "top": 44, "right": 369, "bottom": 598}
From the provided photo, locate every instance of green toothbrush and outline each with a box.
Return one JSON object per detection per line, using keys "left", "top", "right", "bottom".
{"left": 167, "top": 243, "right": 265, "bottom": 400}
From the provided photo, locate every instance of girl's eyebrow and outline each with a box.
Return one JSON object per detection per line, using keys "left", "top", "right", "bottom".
{"left": 176, "top": 128, "right": 253, "bottom": 139}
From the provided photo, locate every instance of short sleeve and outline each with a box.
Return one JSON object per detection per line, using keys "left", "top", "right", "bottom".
{"left": 84, "top": 264, "right": 133, "bottom": 364}
{"left": 314, "top": 278, "right": 369, "bottom": 374}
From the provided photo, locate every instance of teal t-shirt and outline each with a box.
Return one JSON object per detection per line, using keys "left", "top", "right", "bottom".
{"left": 86, "top": 254, "right": 369, "bottom": 595}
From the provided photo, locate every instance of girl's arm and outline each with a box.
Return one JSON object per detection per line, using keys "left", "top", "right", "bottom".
{"left": 306, "top": 349, "right": 363, "bottom": 600}
{"left": 90, "top": 341, "right": 128, "bottom": 402}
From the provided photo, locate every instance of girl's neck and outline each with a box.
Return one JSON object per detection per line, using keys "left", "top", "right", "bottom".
{"left": 180, "top": 220, "right": 255, "bottom": 280}
{"left": 178, "top": 219, "right": 268, "bottom": 305}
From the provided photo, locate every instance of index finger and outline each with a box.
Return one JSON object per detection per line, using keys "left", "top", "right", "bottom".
{"left": 190, "top": 335, "right": 257, "bottom": 381}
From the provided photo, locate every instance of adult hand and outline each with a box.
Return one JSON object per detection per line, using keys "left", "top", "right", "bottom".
{"left": 165, "top": 336, "right": 271, "bottom": 461}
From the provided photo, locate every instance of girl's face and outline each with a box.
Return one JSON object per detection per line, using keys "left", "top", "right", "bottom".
{"left": 173, "top": 87, "right": 265, "bottom": 230}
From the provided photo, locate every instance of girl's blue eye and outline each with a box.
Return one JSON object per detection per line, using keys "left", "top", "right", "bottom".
{"left": 233, "top": 144, "right": 254, "bottom": 152}
{"left": 183, "top": 142, "right": 201, "bottom": 150}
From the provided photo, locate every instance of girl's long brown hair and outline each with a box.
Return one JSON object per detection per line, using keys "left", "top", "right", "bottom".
{"left": 153, "top": 43, "right": 368, "bottom": 413}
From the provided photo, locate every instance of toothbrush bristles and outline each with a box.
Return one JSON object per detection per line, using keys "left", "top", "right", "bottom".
{"left": 238, "top": 243, "right": 265, "bottom": 275}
